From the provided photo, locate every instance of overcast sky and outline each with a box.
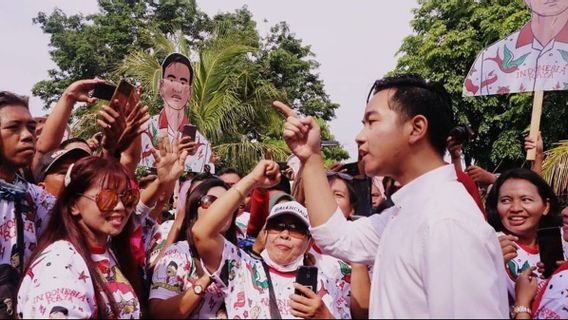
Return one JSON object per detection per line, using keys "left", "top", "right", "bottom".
{"left": 0, "top": 0, "right": 416, "bottom": 160}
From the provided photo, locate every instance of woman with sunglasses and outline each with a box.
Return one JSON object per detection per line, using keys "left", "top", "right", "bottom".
{"left": 486, "top": 168, "right": 563, "bottom": 305}
{"left": 18, "top": 156, "right": 142, "bottom": 318}
{"left": 148, "top": 178, "right": 238, "bottom": 318}
{"left": 193, "top": 160, "right": 351, "bottom": 319}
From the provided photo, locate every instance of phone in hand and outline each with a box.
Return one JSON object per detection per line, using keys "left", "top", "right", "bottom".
{"left": 181, "top": 124, "right": 197, "bottom": 141}
{"left": 295, "top": 266, "right": 318, "bottom": 296}
{"left": 538, "top": 227, "right": 565, "bottom": 278}
{"left": 91, "top": 83, "right": 117, "bottom": 101}
{"left": 342, "top": 161, "right": 360, "bottom": 177}
{"left": 110, "top": 79, "right": 134, "bottom": 115}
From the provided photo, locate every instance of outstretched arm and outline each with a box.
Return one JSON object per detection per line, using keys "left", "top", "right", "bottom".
{"left": 192, "top": 160, "right": 280, "bottom": 272}
{"left": 32, "top": 79, "right": 104, "bottom": 173}
{"left": 275, "top": 101, "right": 337, "bottom": 227}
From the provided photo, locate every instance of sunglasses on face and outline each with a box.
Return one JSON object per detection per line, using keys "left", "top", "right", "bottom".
{"left": 266, "top": 220, "right": 310, "bottom": 238}
{"left": 198, "top": 194, "right": 218, "bottom": 209}
{"left": 79, "top": 189, "right": 140, "bottom": 211}
{"left": 326, "top": 171, "right": 353, "bottom": 181}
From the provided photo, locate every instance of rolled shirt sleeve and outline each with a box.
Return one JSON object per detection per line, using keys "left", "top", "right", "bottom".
{"left": 310, "top": 207, "right": 391, "bottom": 265}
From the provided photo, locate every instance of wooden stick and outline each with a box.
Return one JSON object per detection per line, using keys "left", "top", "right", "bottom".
{"left": 527, "top": 90, "right": 544, "bottom": 160}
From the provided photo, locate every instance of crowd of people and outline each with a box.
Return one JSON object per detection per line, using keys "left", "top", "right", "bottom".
{"left": 2, "top": 55, "right": 568, "bottom": 320}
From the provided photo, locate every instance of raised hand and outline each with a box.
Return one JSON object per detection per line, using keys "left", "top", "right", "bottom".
{"left": 152, "top": 137, "right": 189, "bottom": 184}
{"left": 524, "top": 132, "right": 543, "bottom": 156}
{"left": 250, "top": 159, "right": 281, "bottom": 189}
{"left": 273, "top": 101, "right": 322, "bottom": 162}
{"left": 465, "top": 165, "right": 497, "bottom": 185}
{"left": 63, "top": 78, "right": 106, "bottom": 104}
{"left": 446, "top": 136, "right": 462, "bottom": 160}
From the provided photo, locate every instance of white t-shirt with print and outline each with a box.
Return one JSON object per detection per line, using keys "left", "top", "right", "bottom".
{"left": 498, "top": 230, "right": 568, "bottom": 300}
{"left": 0, "top": 181, "right": 54, "bottom": 267}
{"left": 150, "top": 241, "right": 226, "bottom": 318}
{"left": 147, "top": 220, "right": 175, "bottom": 266}
{"left": 235, "top": 211, "right": 250, "bottom": 240}
{"left": 534, "top": 266, "right": 568, "bottom": 319}
{"left": 207, "top": 239, "right": 351, "bottom": 319}
{"left": 17, "top": 240, "right": 140, "bottom": 319}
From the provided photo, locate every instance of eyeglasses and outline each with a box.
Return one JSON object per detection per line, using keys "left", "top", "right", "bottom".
{"left": 79, "top": 189, "right": 140, "bottom": 211}
{"left": 198, "top": 194, "right": 218, "bottom": 209}
{"left": 326, "top": 171, "right": 353, "bottom": 181}
{"left": 266, "top": 221, "right": 310, "bottom": 238}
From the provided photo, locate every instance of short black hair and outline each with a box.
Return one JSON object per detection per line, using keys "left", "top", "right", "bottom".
{"left": 60, "top": 137, "right": 89, "bottom": 149}
{"left": 0, "top": 91, "right": 29, "bottom": 110}
{"left": 327, "top": 175, "right": 358, "bottom": 209}
{"left": 486, "top": 168, "right": 561, "bottom": 232}
{"left": 217, "top": 167, "right": 244, "bottom": 179}
{"left": 367, "top": 74, "right": 454, "bottom": 156}
{"left": 162, "top": 53, "right": 194, "bottom": 85}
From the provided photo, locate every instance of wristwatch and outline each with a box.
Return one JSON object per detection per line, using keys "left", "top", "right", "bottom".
{"left": 511, "top": 305, "right": 531, "bottom": 318}
{"left": 193, "top": 284, "right": 205, "bottom": 296}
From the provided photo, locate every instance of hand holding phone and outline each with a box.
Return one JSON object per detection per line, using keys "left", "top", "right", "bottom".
{"left": 110, "top": 79, "right": 134, "bottom": 115}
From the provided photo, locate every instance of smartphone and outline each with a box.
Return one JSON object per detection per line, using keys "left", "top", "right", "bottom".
{"left": 110, "top": 79, "right": 134, "bottom": 115}
{"left": 181, "top": 124, "right": 197, "bottom": 141}
{"left": 91, "top": 83, "right": 117, "bottom": 101}
{"left": 295, "top": 266, "right": 318, "bottom": 296}
{"left": 277, "top": 161, "right": 289, "bottom": 171}
{"left": 538, "top": 227, "right": 565, "bottom": 278}
{"left": 342, "top": 161, "right": 360, "bottom": 177}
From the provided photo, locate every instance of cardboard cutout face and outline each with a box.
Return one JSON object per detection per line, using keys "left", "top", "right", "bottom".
{"left": 159, "top": 62, "right": 192, "bottom": 110}
{"left": 463, "top": 0, "right": 568, "bottom": 96}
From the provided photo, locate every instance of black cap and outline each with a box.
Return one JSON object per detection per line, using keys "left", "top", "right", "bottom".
{"left": 34, "top": 147, "right": 90, "bottom": 182}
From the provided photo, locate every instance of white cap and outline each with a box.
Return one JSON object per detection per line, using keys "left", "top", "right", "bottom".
{"left": 267, "top": 201, "right": 310, "bottom": 228}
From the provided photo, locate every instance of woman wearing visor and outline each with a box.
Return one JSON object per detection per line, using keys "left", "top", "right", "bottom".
{"left": 193, "top": 160, "right": 351, "bottom": 319}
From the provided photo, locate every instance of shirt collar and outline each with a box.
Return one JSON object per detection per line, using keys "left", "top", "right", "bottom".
{"left": 516, "top": 20, "right": 568, "bottom": 48}
{"left": 158, "top": 109, "right": 190, "bottom": 130}
{"left": 390, "top": 164, "right": 456, "bottom": 210}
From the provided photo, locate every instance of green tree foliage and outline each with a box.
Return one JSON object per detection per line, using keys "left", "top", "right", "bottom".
{"left": 34, "top": 0, "right": 347, "bottom": 170}
{"left": 393, "top": 0, "right": 568, "bottom": 171}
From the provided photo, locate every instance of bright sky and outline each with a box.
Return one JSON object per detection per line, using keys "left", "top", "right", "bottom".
{"left": 0, "top": 0, "right": 416, "bottom": 161}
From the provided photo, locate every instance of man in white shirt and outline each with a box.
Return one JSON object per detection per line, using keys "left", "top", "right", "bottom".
{"left": 276, "top": 74, "right": 509, "bottom": 318}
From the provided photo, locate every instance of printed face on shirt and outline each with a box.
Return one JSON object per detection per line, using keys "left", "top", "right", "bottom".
{"left": 356, "top": 89, "right": 410, "bottom": 177}
{"left": 0, "top": 105, "right": 36, "bottom": 169}
{"left": 159, "top": 62, "right": 192, "bottom": 110}
{"left": 497, "top": 178, "right": 550, "bottom": 241}
{"left": 328, "top": 177, "right": 354, "bottom": 218}
{"left": 73, "top": 182, "right": 134, "bottom": 245}
{"left": 197, "top": 186, "right": 232, "bottom": 233}
{"left": 525, "top": 0, "right": 568, "bottom": 17}
{"left": 265, "top": 214, "right": 311, "bottom": 265}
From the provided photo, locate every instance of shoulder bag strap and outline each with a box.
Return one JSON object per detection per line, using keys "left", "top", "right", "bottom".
{"left": 14, "top": 199, "right": 25, "bottom": 275}
{"left": 261, "top": 260, "right": 282, "bottom": 319}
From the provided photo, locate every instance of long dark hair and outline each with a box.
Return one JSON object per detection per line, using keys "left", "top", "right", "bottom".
{"left": 175, "top": 178, "right": 238, "bottom": 256}
{"left": 22, "top": 156, "right": 142, "bottom": 318}
{"left": 486, "top": 168, "right": 561, "bottom": 233}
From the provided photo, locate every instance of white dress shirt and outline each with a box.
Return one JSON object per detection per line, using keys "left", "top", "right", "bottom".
{"left": 311, "top": 164, "right": 509, "bottom": 318}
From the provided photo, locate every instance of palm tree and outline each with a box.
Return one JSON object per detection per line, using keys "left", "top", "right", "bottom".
{"left": 114, "top": 27, "right": 289, "bottom": 171}
{"left": 542, "top": 141, "right": 568, "bottom": 197}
